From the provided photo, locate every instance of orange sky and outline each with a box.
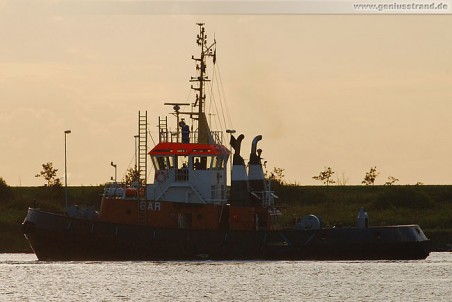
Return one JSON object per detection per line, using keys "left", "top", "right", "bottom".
{"left": 1, "top": 2, "right": 451, "bottom": 186}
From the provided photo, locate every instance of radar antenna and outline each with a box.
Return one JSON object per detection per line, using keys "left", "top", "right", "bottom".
{"left": 164, "top": 102, "right": 190, "bottom": 143}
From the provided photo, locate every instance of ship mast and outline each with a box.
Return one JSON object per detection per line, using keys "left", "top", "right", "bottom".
{"left": 190, "top": 23, "right": 216, "bottom": 144}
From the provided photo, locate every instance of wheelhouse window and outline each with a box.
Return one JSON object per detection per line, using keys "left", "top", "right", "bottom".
{"left": 152, "top": 156, "right": 174, "bottom": 170}
{"left": 191, "top": 155, "right": 225, "bottom": 170}
{"left": 212, "top": 156, "right": 225, "bottom": 170}
{"left": 176, "top": 155, "right": 189, "bottom": 181}
{"left": 192, "top": 156, "right": 208, "bottom": 170}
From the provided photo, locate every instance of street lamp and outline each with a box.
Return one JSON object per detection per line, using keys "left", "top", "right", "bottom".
{"left": 64, "top": 130, "right": 71, "bottom": 210}
{"left": 134, "top": 135, "right": 139, "bottom": 185}
{"left": 134, "top": 135, "right": 139, "bottom": 169}
{"left": 111, "top": 161, "right": 117, "bottom": 183}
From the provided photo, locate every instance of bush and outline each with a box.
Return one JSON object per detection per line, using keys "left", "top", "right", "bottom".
{"left": 0, "top": 177, "right": 14, "bottom": 203}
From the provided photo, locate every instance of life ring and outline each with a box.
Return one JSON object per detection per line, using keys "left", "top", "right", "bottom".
{"left": 125, "top": 187, "right": 145, "bottom": 197}
{"left": 125, "top": 188, "right": 136, "bottom": 197}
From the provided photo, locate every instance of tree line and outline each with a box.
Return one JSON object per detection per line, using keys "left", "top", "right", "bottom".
{"left": 34, "top": 162, "right": 141, "bottom": 188}
{"left": 312, "top": 166, "right": 408, "bottom": 186}
{"left": 0, "top": 162, "right": 420, "bottom": 193}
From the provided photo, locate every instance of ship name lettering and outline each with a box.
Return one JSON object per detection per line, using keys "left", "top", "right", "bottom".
{"left": 147, "top": 201, "right": 161, "bottom": 211}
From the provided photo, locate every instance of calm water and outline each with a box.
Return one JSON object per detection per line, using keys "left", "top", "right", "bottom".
{"left": 0, "top": 253, "right": 450, "bottom": 301}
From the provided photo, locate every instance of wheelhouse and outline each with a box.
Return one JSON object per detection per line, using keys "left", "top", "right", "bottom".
{"left": 147, "top": 142, "right": 230, "bottom": 204}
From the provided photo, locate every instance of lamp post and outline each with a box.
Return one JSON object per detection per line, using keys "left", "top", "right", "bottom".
{"left": 134, "top": 135, "right": 139, "bottom": 184}
{"left": 134, "top": 135, "right": 139, "bottom": 169}
{"left": 64, "top": 130, "right": 71, "bottom": 210}
{"left": 111, "top": 161, "right": 117, "bottom": 183}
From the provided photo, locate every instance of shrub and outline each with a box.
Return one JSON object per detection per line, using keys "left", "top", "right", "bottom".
{"left": 0, "top": 177, "right": 14, "bottom": 203}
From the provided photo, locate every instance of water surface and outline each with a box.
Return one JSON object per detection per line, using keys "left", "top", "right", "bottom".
{"left": 1, "top": 253, "right": 450, "bottom": 301}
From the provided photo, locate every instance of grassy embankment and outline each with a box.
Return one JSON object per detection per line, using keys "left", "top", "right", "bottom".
{"left": 0, "top": 186, "right": 103, "bottom": 252}
{"left": 0, "top": 185, "right": 451, "bottom": 252}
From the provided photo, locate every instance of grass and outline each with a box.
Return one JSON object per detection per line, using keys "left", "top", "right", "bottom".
{"left": 276, "top": 185, "right": 451, "bottom": 223}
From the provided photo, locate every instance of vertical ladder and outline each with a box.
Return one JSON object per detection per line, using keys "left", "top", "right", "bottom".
{"left": 158, "top": 116, "right": 168, "bottom": 143}
{"left": 138, "top": 111, "right": 148, "bottom": 225}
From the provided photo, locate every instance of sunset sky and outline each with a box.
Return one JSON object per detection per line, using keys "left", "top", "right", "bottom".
{"left": 1, "top": 1, "right": 451, "bottom": 186}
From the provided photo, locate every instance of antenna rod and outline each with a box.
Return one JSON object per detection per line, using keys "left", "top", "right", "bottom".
{"left": 190, "top": 23, "right": 216, "bottom": 144}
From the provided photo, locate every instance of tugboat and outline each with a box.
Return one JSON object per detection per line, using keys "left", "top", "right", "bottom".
{"left": 22, "top": 24, "right": 430, "bottom": 261}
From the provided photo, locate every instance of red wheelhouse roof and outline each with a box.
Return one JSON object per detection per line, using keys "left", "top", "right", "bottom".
{"left": 149, "top": 142, "right": 230, "bottom": 156}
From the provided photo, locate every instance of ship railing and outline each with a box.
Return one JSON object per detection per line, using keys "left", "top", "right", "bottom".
{"left": 209, "top": 184, "right": 227, "bottom": 204}
{"left": 103, "top": 182, "right": 144, "bottom": 199}
{"left": 209, "top": 131, "right": 223, "bottom": 145}
{"left": 182, "top": 130, "right": 223, "bottom": 145}
{"left": 159, "top": 130, "right": 224, "bottom": 145}
{"left": 103, "top": 182, "right": 126, "bottom": 198}
{"left": 152, "top": 177, "right": 227, "bottom": 204}
{"left": 251, "top": 190, "right": 278, "bottom": 208}
{"left": 159, "top": 131, "right": 197, "bottom": 144}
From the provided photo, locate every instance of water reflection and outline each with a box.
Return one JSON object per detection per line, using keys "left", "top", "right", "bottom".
{"left": 0, "top": 253, "right": 450, "bottom": 301}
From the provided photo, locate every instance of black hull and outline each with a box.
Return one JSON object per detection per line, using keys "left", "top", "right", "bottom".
{"left": 22, "top": 208, "right": 430, "bottom": 261}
